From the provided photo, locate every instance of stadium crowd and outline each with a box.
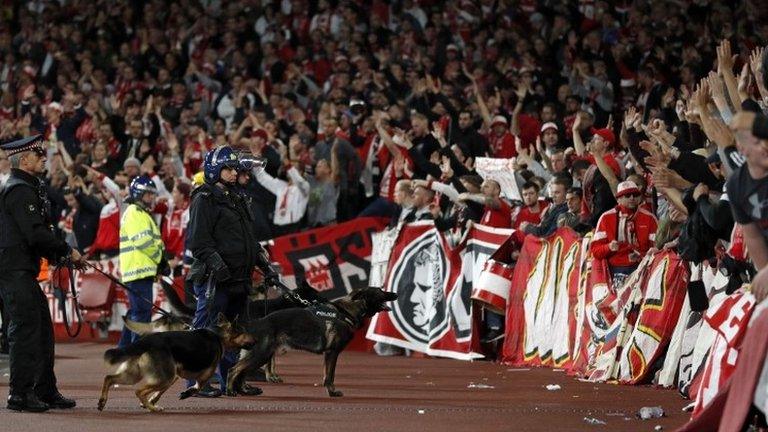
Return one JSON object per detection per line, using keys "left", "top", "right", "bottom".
{"left": 1, "top": 0, "right": 768, "bottom": 348}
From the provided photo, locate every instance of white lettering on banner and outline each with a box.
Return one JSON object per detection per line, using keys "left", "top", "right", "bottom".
{"left": 299, "top": 255, "right": 334, "bottom": 291}
{"left": 691, "top": 291, "right": 755, "bottom": 417}
{"left": 719, "top": 300, "right": 752, "bottom": 342}
{"left": 339, "top": 262, "right": 370, "bottom": 292}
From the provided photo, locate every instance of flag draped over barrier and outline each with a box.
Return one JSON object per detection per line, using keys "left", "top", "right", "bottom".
{"left": 502, "top": 227, "right": 583, "bottom": 368}
{"left": 367, "top": 222, "right": 513, "bottom": 360}
{"left": 501, "top": 228, "right": 689, "bottom": 386}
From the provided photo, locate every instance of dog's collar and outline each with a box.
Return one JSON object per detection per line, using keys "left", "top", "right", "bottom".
{"left": 332, "top": 304, "right": 360, "bottom": 328}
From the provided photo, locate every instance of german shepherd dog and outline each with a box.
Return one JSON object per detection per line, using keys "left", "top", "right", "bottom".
{"left": 126, "top": 280, "right": 328, "bottom": 383}
{"left": 225, "top": 287, "right": 398, "bottom": 397}
{"left": 97, "top": 315, "right": 254, "bottom": 412}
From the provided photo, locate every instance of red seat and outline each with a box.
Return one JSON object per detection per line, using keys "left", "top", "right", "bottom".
{"left": 76, "top": 272, "right": 117, "bottom": 338}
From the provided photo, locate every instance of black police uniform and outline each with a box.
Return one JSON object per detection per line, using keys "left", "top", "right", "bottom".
{"left": 0, "top": 136, "right": 75, "bottom": 412}
{"left": 187, "top": 181, "right": 275, "bottom": 314}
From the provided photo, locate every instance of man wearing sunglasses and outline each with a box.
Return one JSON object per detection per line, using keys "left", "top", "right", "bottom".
{"left": 590, "top": 180, "right": 658, "bottom": 286}
{"left": 0, "top": 135, "right": 85, "bottom": 412}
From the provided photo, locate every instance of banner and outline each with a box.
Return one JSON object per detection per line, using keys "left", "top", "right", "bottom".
{"left": 502, "top": 227, "right": 582, "bottom": 368}
{"left": 467, "top": 223, "right": 516, "bottom": 314}
{"left": 367, "top": 222, "right": 511, "bottom": 360}
{"left": 657, "top": 265, "right": 730, "bottom": 394}
{"left": 267, "top": 217, "right": 389, "bottom": 299}
{"left": 475, "top": 157, "right": 522, "bottom": 201}
{"left": 691, "top": 290, "right": 755, "bottom": 417}
{"left": 500, "top": 230, "right": 690, "bottom": 384}
{"left": 616, "top": 251, "right": 689, "bottom": 383}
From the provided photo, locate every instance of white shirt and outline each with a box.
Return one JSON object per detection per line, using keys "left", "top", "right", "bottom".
{"left": 254, "top": 166, "right": 309, "bottom": 226}
{"left": 0, "top": 172, "right": 9, "bottom": 187}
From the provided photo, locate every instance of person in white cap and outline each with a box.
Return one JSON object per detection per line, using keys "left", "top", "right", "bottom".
{"left": 540, "top": 121, "right": 560, "bottom": 151}
{"left": 590, "top": 180, "right": 658, "bottom": 285}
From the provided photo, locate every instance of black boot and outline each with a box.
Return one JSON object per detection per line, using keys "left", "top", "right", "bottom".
{"left": 7, "top": 393, "right": 49, "bottom": 412}
{"left": 41, "top": 392, "right": 76, "bottom": 409}
{"left": 239, "top": 383, "right": 262, "bottom": 396}
{"left": 186, "top": 383, "right": 222, "bottom": 398}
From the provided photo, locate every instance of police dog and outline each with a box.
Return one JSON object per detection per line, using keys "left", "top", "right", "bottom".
{"left": 97, "top": 315, "right": 254, "bottom": 412}
{"left": 225, "top": 287, "right": 398, "bottom": 397}
{"left": 125, "top": 280, "right": 328, "bottom": 383}
{"left": 127, "top": 279, "right": 327, "bottom": 336}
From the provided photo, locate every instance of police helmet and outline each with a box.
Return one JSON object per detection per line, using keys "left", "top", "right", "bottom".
{"left": 204, "top": 146, "right": 239, "bottom": 184}
{"left": 129, "top": 175, "right": 158, "bottom": 201}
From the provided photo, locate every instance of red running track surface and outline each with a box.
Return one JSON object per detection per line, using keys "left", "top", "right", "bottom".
{"left": 0, "top": 343, "right": 690, "bottom": 431}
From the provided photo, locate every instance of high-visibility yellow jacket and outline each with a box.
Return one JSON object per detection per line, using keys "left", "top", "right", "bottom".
{"left": 119, "top": 203, "right": 163, "bottom": 283}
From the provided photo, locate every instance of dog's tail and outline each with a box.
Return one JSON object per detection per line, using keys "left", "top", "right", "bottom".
{"left": 122, "top": 317, "right": 157, "bottom": 336}
{"left": 159, "top": 276, "right": 196, "bottom": 317}
{"left": 104, "top": 344, "right": 145, "bottom": 365}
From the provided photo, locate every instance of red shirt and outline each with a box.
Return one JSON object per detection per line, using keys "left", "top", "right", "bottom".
{"left": 513, "top": 200, "right": 550, "bottom": 229}
{"left": 487, "top": 131, "right": 517, "bottom": 159}
{"left": 481, "top": 198, "right": 513, "bottom": 228}
{"left": 379, "top": 146, "right": 413, "bottom": 201}
{"left": 90, "top": 205, "right": 120, "bottom": 254}
{"left": 162, "top": 205, "right": 189, "bottom": 259}
{"left": 183, "top": 138, "right": 213, "bottom": 177}
{"left": 590, "top": 205, "right": 658, "bottom": 268}
{"left": 582, "top": 153, "right": 621, "bottom": 176}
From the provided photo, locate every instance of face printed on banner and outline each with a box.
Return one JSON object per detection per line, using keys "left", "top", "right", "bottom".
{"left": 410, "top": 247, "right": 441, "bottom": 330}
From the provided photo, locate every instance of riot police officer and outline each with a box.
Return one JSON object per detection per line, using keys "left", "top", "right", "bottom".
{"left": 0, "top": 135, "right": 85, "bottom": 412}
{"left": 184, "top": 146, "right": 278, "bottom": 397}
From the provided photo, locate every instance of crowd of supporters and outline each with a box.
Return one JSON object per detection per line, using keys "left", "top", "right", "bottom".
{"left": 1, "top": 1, "right": 768, "bottom": 339}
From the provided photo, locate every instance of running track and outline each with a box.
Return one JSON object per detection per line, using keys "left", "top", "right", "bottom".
{"left": 0, "top": 344, "right": 690, "bottom": 431}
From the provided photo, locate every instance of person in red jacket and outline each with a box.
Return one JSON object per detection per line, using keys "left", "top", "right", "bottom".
{"left": 590, "top": 180, "right": 658, "bottom": 285}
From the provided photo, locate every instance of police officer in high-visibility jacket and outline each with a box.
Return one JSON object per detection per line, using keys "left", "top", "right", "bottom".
{"left": 118, "top": 175, "right": 168, "bottom": 347}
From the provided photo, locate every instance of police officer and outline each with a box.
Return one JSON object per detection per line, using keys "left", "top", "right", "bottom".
{"left": 184, "top": 146, "right": 278, "bottom": 397}
{"left": 118, "top": 175, "right": 167, "bottom": 347}
{"left": 235, "top": 152, "right": 272, "bottom": 241}
{"left": 0, "top": 135, "right": 84, "bottom": 412}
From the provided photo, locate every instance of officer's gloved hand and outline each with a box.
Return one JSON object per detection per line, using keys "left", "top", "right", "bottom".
{"left": 213, "top": 264, "right": 232, "bottom": 283}
{"left": 263, "top": 270, "right": 280, "bottom": 288}
{"left": 157, "top": 258, "right": 172, "bottom": 277}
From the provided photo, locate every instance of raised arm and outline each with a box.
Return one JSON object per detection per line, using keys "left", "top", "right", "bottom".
{"left": 571, "top": 112, "right": 586, "bottom": 157}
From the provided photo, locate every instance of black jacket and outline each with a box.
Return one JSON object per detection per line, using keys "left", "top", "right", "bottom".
{"left": 0, "top": 169, "right": 71, "bottom": 272}
{"left": 452, "top": 127, "right": 489, "bottom": 158}
{"left": 70, "top": 191, "right": 104, "bottom": 253}
{"left": 524, "top": 202, "right": 568, "bottom": 238}
{"left": 187, "top": 182, "right": 270, "bottom": 287}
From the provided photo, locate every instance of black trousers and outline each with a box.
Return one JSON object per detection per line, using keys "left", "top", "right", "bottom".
{"left": 0, "top": 270, "right": 57, "bottom": 398}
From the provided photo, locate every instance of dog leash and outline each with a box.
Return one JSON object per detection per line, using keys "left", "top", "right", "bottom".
{"left": 52, "top": 258, "right": 83, "bottom": 338}
{"left": 82, "top": 260, "right": 179, "bottom": 321}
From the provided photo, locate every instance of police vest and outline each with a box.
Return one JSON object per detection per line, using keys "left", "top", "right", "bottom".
{"left": 119, "top": 203, "right": 163, "bottom": 283}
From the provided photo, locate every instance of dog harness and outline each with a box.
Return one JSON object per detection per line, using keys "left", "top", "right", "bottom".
{"left": 309, "top": 304, "right": 359, "bottom": 328}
